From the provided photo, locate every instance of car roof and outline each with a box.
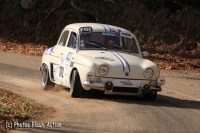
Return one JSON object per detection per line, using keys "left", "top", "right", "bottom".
{"left": 64, "top": 23, "right": 132, "bottom": 34}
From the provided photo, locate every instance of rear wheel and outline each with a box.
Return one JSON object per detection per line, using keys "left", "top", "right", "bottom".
{"left": 143, "top": 91, "right": 157, "bottom": 101}
{"left": 70, "top": 70, "right": 83, "bottom": 98}
{"left": 41, "top": 64, "right": 55, "bottom": 90}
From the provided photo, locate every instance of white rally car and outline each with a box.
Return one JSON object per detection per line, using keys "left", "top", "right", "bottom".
{"left": 40, "top": 23, "right": 165, "bottom": 100}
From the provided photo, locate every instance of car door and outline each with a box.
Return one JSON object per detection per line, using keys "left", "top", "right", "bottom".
{"left": 50, "top": 29, "right": 70, "bottom": 84}
{"left": 52, "top": 30, "right": 70, "bottom": 58}
{"left": 64, "top": 30, "right": 78, "bottom": 87}
{"left": 53, "top": 29, "right": 78, "bottom": 87}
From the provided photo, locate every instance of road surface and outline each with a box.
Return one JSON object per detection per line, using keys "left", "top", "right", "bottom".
{"left": 0, "top": 51, "right": 200, "bottom": 133}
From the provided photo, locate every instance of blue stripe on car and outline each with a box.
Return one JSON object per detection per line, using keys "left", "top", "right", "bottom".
{"left": 101, "top": 24, "right": 107, "bottom": 32}
{"left": 117, "top": 53, "right": 131, "bottom": 72}
{"left": 106, "top": 25, "right": 112, "bottom": 32}
{"left": 106, "top": 25, "right": 117, "bottom": 33}
{"left": 111, "top": 52, "right": 125, "bottom": 72}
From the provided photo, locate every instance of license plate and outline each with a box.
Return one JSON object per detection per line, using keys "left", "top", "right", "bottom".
{"left": 112, "top": 79, "right": 140, "bottom": 87}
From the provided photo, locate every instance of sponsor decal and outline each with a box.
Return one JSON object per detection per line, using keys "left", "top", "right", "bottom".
{"left": 110, "top": 28, "right": 115, "bottom": 32}
{"left": 59, "top": 66, "right": 64, "bottom": 78}
{"left": 116, "top": 29, "right": 121, "bottom": 33}
{"left": 46, "top": 47, "right": 54, "bottom": 55}
{"left": 55, "top": 59, "right": 70, "bottom": 86}
{"left": 95, "top": 56, "right": 115, "bottom": 61}
{"left": 101, "top": 24, "right": 120, "bottom": 33}
{"left": 60, "top": 59, "right": 65, "bottom": 65}
{"left": 113, "top": 79, "right": 141, "bottom": 87}
{"left": 100, "top": 24, "right": 132, "bottom": 38}
{"left": 79, "top": 27, "right": 93, "bottom": 32}
{"left": 120, "top": 81, "right": 133, "bottom": 86}
{"left": 102, "top": 32, "right": 115, "bottom": 36}
{"left": 66, "top": 52, "right": 73, "bottom": 60}
{"left": 53, "top": 65, "right": 59, "bottom": 77}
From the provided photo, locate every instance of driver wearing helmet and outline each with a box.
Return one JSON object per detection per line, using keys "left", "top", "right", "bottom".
{"left": 106, "top": 37, "right": 118, "bottom": 48}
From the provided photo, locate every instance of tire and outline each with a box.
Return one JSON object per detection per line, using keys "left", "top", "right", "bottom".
{"left": 143, "top": 91, "right": 157, "bottom": 101}
{"left": 70, "top": 70, "right": 83, "bottom": 98}
{"left": 41, "top": 64, "right": 55, "bottom": 90}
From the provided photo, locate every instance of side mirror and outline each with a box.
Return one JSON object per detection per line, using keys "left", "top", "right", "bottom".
{"left": 142, "top": 51, "right": 149, "bottom": 57}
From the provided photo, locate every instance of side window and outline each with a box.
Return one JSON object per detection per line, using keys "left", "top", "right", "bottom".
{"left": 121, "top": 37, "right": 129, "bottom": 50}
{"left": 58, "top": 30, "right": 69, "bottom": 46}
{"left": 67, "top": 32, "right": 77, "bottom": 48}
{"left": 129, "top": 38, "right": 139, "bottom": 54}
{"left": 121, "top": 37, "right": 138, "bottom": 54}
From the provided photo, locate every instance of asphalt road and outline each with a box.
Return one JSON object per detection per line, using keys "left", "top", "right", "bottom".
{"left": 0, "top": 51, "right": 200, "bottom": 133}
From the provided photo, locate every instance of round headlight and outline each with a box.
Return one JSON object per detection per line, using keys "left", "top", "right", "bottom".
{"left": 99, "top": 65, "right": 109, "bottom": 75}
{"left": 144, "top": 68, "right": 154, "bottom": 78}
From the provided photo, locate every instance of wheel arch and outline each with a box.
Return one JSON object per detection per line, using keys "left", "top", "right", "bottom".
{"left": 69, "top": 64, "right": 93, "bottom": 91}
{"left": 69, "top": 67, "right": 78, "bottom": 86}
{"left": 41, "top": 63, "right": 55, "bottom": 90}
{"left": 41, "top": 62, "right": 54, "bottom": 81}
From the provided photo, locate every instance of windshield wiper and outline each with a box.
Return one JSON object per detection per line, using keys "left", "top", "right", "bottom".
{"left": 85, "top": 42, "right": 107, "bottom": 50}
{"left": 108, "top": 44, "right": 122, "bottom": 49}
{"left": 109, "top": 44, "right": 131, "bottom": 53}
{"left": 123, "top": 50, "right": 131, "bottom": 53}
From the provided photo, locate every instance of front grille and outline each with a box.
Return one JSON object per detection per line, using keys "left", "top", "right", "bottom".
{"left": 112, "top": 87, "right": 138, "bottom": 93}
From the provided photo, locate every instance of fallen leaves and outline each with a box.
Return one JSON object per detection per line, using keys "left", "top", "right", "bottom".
{"left": 0, "top": 40, "right": 47, "bottom": 56}
{"left": 0, "top": 88, "right": 42, "bottom": 132}
{"left": 142, "top": 43, "right": 200, "bottom": 72}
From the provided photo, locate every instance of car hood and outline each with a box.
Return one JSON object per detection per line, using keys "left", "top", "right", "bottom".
{"left": 78, "top": 50, "right": 157, "bottom": 79}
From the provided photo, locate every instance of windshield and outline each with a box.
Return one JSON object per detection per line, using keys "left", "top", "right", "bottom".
{"left": 79, "top": 32, "right": 139, "bottom": 54}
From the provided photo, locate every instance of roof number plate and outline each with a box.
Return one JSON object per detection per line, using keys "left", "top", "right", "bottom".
{"left": 79, "top": 27, "right": 93, "bottom": 32}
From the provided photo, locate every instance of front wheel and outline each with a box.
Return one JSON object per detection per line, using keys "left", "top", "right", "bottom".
{"left": 70, "top": 70, "right": 83, "bottom": 98}
{"left": 41, "top": 64, "right": 55, "bottom": 90}
{"left": 143, "top": 91, "right": 157, "bottom": 101}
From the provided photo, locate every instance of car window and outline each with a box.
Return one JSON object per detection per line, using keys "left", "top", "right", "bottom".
{"left": 122, "top": 37, "right": 138, "bottom": 54}
{"left": 67, "top": 32, "right": 77, "bottom": 48}
{"left": 79, "top": 32, "right": 120, "bottom": 49}
{"left": 79, "top": 32, "right": 138, "bottom": 54}
{"left": 58, "top": 30, "right": 69, "bottom": 46}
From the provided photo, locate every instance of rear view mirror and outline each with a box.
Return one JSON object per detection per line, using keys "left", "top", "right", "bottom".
{"left": 142, "top": 51, "right": 149, "bottom": 57}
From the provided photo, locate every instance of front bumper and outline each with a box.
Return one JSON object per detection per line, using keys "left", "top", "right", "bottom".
{"left": 83, "top": 81, "right": 105, "bottom": 88}
{"left": 83, "top": 81, "right": 162, "bottom": 95}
